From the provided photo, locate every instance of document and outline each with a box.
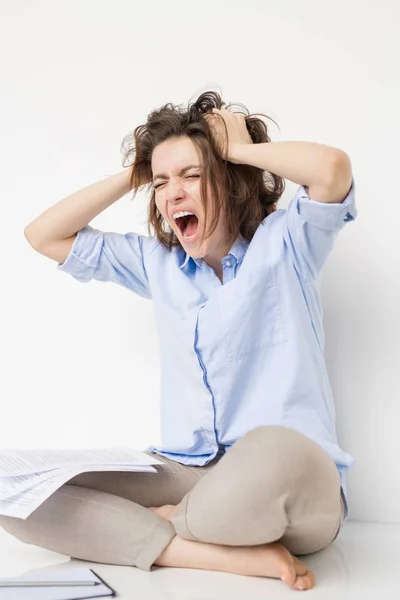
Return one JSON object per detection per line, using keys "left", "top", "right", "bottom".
{"left": 0, "top": 447, "right": 163, "bottom": 520}
{"left": 0, "top": 567, "right": 117, "bottom": 599}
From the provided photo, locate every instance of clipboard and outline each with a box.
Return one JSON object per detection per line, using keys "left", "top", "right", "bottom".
{"left": 0, "top": 567, "right": 118, "bottom": 599}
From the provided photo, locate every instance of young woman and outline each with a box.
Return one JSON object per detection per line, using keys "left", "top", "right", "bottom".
{"left": 1, "top": 91, "right": 356, "bottom": 591}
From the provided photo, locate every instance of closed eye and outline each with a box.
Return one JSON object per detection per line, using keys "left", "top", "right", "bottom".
{"left": 153, "top": 174, "right": 200, "bottom": 190}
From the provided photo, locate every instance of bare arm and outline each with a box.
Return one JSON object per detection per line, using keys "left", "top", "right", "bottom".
{"left": 229, "top": 141, "right": 352, "bottom": 204}
{"left": 24, "top": 168, "right": 133, "bottom": 262}
{"left": 25, "top": 168, "right": 133, "bottom": 245}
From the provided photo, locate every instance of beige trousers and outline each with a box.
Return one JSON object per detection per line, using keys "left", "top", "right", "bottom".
{"left": 0, "top": 426, "right": 345, "bottom": 572}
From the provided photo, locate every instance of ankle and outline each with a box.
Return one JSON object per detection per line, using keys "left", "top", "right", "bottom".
{"left": 148, "top": 504, "right": 179, "bottom": 522}
{"left": 154, "top": 535, "right": 233, "bottom": 571}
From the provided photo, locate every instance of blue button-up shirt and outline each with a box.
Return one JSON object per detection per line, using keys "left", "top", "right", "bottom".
{"left": 58, "top": 178, "right": 357, "bottom": 518}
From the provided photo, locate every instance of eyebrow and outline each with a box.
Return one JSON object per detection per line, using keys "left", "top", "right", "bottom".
{"left": 152, "top": 164, "right": 201, "bottom": 183}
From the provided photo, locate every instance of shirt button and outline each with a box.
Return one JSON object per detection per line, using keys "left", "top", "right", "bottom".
{"left": 225, "top": 260, "right": 231, "bottom": 267}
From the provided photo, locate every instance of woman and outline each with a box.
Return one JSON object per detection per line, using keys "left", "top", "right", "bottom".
{"left": 1, "top": 91, "right": 356, "bottom": 591}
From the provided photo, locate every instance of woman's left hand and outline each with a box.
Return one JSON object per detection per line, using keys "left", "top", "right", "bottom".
{"left": 205, "top": 108, "right": 253, "bottom": 163}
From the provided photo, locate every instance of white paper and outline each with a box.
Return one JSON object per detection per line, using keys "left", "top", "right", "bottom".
{"left": 0, "top": 463, "right": 157, "bottom": 519}
{"left": 0, "top": 567, "right": 114, "bottom": 599}
{"left": 0, "top": 471, "right": 58, "bottom": 501}
{"left": 0, "top": 464, "right": 157, "bottom": 503}
{"left": 0, "top": 447, "right": 163, "bottom": 520}
{"left": 0, "top": 447, "right": 162, "bottom": 477}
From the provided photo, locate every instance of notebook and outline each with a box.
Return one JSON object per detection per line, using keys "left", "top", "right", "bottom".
{"left": 0, "top": 567, "right": 117, "bottom": 599}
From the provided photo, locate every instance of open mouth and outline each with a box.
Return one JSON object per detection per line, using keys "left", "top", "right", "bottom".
{"left": 174, "top": 214, "right": 200, "bottom": 242}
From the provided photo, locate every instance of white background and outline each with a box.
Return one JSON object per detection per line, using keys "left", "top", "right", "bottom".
{"left": 0, "top": 0, "right": 398, "bottom": 524}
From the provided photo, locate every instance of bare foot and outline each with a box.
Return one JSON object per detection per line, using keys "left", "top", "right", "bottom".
{"left": 147, "top": 506, "right": 315, "bottom": 591}
{"left": 148, "top": 504, "right": 179, "bottom": 522}
{"left": 257, "top": 542, "right": 315, "bottom": 591}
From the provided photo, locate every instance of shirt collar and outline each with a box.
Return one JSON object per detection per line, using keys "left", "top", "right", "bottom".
{"left": 178, "top": 234, "right": 249, "bottom": 271}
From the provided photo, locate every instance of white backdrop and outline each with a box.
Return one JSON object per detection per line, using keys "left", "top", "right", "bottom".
{"left": 1, "top": 0, "right": 398, "bottom": 524}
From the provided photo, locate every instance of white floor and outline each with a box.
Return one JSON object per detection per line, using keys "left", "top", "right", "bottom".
{"left": 0, "top": 521, "right": 397, "bottom": 599}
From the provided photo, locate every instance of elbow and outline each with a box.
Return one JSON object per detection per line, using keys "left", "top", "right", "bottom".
{"left": 24, "top": 225, "right": 42, "bottom": 249}
{"left": 327, "top": 151, "right": 352, "bottom": 185}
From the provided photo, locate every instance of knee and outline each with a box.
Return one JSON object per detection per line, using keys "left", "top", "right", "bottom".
{"left": 0, "top": 516, "right": 30, "bottom": 544}
{"left": 238, "top": 425, "right": 308, "bottom": 464}
{"left": 235, "top": 425, "right": 336, "bottom": 486}
{"left": 242, "top": 424, "right": 305, "bottom": 448}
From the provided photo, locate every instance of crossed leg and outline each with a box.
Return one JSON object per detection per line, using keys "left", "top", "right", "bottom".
{"left": 150, "top": 425, "right": 344, "bottom": 590}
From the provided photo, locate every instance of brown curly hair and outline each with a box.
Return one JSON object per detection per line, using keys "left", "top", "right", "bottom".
{"left": 121, "top": 89, "right": 286, "bottom": 252}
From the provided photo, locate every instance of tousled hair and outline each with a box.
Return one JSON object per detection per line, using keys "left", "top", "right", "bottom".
{"left": 121, "top": 90, "right": 285, "bottom": 251}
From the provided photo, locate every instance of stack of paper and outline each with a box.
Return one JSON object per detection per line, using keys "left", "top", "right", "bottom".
{"left": 0, "top": 448, "right": 163, "bottom": 520}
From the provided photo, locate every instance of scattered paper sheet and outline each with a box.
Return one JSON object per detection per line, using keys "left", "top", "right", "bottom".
{"left": 0, "top": 447, "right": 161, "bottom": 477}
{"left": 0, "top": 447, "right": 163, "bottom": 519}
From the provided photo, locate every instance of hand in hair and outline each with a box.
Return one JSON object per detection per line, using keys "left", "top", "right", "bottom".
{"left": 204, "top": 107, "right": 253, "bottom": 164}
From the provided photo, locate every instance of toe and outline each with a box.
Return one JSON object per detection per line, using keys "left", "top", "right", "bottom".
{"left": 281, "top": 563, "right": 298, "bottom": 587}
{"left": 294, "top": 570, "right": 315, "bottom": 590}
{"left": 293, "top": 556, "right": 309, "bottom": 576}
{"left": 307, "top": 570, "right": 316, "bottom": 587}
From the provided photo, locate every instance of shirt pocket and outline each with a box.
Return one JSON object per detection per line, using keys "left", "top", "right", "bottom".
{"left": 217, "top": 264, "right": 287, "bottom": 362}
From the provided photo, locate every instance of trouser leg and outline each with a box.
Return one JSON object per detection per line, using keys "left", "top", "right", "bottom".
{"left": 172, "top": 426, "right": 344, "bottom": 555}
{"left": 0, "top": 485, "right": 175, "bottom": 572}
{"left": 0, "top": 452, "right": 220, "bottom": 572}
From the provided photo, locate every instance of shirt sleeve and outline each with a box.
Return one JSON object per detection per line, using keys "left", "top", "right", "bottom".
{"left": 57, "top": 225, "right": 152, "bottom": 299}
{"left": 282, "top": 177, "right": 357, "bottom": 281}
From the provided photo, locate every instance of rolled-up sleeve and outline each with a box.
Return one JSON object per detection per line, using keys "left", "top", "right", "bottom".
{"left": 282, "top": 177, "right": 357, "bottom": 281}
{"left": 57, "top": 226, "right": 152, "bottom": 299}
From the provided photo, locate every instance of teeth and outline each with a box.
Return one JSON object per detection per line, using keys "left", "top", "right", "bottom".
{"left": 172, "top": 210, "right": 195, "bottom": 220}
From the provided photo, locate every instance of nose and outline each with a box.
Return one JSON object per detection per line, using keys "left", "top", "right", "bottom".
{"left": 166, "top": 179, "right": 186, "bottom": 205}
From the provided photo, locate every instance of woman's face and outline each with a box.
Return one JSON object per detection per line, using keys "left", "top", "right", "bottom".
{"left": 151, "top": 136, "right": 230, "bottom": 269}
